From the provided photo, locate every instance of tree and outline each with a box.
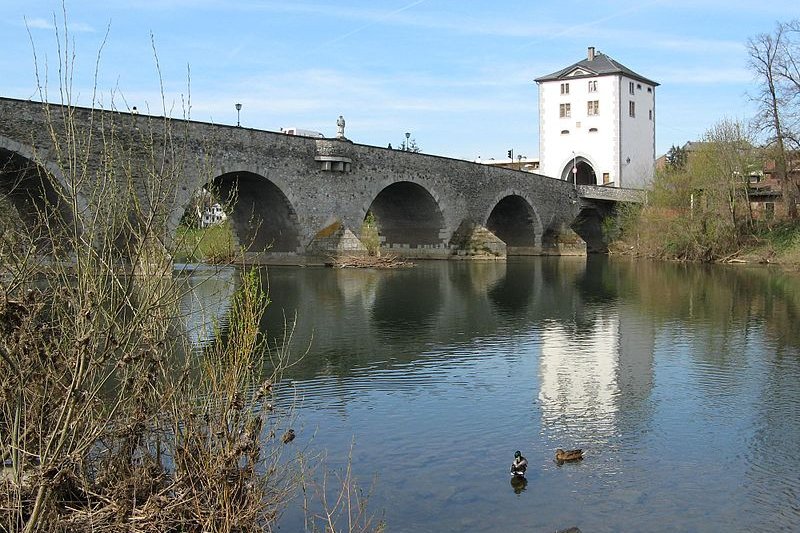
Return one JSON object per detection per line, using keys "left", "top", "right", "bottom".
{"left": 398, "top": 136, "right": 421, "bottom": 153}
{"left": 748, "top": 19, "right": 800, "bottom": 218}
{"left": 628, "top": 119, "right": 758, "bottom": 261}
{"left": 665, "top": 144, "right": 688, "bottom": 170}
{"left": 692, "top": 120, "right": 759, "bottom": 233}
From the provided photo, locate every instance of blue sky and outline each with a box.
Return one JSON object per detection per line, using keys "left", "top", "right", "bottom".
{"left": 2, "top": 0, "right": 798, "bottom": 162}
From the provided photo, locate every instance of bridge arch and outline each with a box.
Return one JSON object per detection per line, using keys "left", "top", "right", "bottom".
{"left": 560, "top": 155, "right": 597, "bottom": 185}
{"left": 0, "top": 136, "right": 79, "bottom": 252}
{"left": 484, "top": 191, "right": 543, "bottom": 254}
{"left": 361, "top": 180, "right": 447, "bottom": 253}
{"left": 194, "top": 170, "right": 301, "bottom": 254}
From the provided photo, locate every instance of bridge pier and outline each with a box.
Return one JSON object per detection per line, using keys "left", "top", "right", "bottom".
{"left": 571, "top": 200, "right": 616, "bottom": 254}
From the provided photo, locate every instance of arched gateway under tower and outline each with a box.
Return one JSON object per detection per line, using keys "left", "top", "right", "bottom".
{"left": 561, "top": 158, "right": 597, "bottom": 186}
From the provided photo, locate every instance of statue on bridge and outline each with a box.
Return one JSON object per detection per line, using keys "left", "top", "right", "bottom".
{"left": 336, "top": 115, "right": 346, "bottom": 140}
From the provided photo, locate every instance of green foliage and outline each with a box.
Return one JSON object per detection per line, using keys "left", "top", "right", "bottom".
{"left": 174, "top": 221, "right": 237, "bottom": 263}
{"left": 618, "top": 119, "right": 761, "bottom": 261}
{"left": 360, "top": 210, "right": 381, "bottom": 256}
{"left": 665, "top": 144, "right": 688, "bottom": 170}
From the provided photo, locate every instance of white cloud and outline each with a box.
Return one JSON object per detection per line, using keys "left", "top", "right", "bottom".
{"left": 23, "top": 16, "right": 95, "bottom": 33}
{"left": 25, "top": 17, "right": 54, "bottom": 30}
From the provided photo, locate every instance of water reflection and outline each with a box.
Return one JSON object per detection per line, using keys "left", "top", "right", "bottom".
{"left": 180, "top": 257, "right": 800, "bottom": 532}
{"left": 509, "top": 475, "right": 528, "bottom": 494}
{"left": 177, "top": 264, "right": 236, "bottom": 349}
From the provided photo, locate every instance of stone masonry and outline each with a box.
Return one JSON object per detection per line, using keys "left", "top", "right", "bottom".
{"left": 0, "top": 97, "right": 630, "bottom": 261}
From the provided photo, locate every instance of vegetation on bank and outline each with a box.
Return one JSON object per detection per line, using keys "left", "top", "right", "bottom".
{"left": 174, "top": 222, "right": 237, "bottom": 264}
{"left": 0, "top": 19, "right": 383, "bottom": 533}
{"left": 609, "top": 117, "right": 800, "bottom": 268}
{"left": 612, "top": 18, "right": 800, "bottom": 269}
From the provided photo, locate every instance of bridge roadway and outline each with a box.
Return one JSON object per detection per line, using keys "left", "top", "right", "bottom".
{"left": 0, "top": 97, "right": 640, "bottom": 262}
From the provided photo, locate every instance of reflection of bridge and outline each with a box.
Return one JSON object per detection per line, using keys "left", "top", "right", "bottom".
{"left": 0, "top": 97, "right": 642, "bottom": 261}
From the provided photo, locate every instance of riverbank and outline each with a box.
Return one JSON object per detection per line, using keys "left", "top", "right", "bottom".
{"left": 610, "top": 222, "right": 800, "bottom": 270}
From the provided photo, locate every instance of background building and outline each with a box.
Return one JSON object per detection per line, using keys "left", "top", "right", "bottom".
{"left": 536, "top": 47, "right": 658, "bottom": 188}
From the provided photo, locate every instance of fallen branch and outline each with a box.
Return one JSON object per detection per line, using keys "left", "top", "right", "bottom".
{"left": 325, "top": 254, "right": 414, "bottom": 269}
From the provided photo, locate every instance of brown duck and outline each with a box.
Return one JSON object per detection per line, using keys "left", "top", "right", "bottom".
{"left": 555, "top": 448, "right": 583, "bottom": 463}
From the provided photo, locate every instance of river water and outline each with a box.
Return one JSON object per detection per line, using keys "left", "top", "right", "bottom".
{"left": 180, "top": 257, "right": 800, "bottom": 532}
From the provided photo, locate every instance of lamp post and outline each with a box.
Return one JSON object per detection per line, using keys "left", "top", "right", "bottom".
{"left": 571, "top": 150, "right": 577, "bottom": 188}
{"left": 404, "top": 132, "right": 411, "bottom": 151}
{"left": 235, "top": 103, "right": 242, "bottom": 127}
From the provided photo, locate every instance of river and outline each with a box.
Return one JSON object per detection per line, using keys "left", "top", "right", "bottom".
{"left": 179, "top": 257, "right": 800, "bottom": 532}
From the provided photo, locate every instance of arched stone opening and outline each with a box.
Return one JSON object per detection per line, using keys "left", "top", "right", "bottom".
{"left": 486, "top": 195, "right": 537, "bottom": 254}
{"left": 570, "top": 203, "right": 615, "bottom": 254}
{"left": 366, "top": 181, "right": 445, "bottom": 251}
{"left": 561, "top": 158, "right": 597, "bottom": 185}
{"left": 206, "top": 171, "right": 300, "bottom": 253}
{"left": 0, "top": 148, "right": 74, "bottom": 253}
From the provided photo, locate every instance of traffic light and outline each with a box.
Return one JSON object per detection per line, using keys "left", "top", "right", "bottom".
{"left": 507, "top": 149, "right": 513, "bottom": 159}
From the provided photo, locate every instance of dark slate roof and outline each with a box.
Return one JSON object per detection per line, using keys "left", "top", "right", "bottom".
{"left": 535, "top": 51, "right": 659, "bottom": 87}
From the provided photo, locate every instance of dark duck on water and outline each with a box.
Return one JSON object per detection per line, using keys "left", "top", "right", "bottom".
{"left": 510, "top": 450, "right": 528, "bottom": 476}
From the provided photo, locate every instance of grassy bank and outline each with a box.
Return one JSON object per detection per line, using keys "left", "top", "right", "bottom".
{"left": 610, "top": 205, "right": 800, "bottom": 270}
{"left": 738, "top": 223, "right": 800, "bottom": 268}
{"left": 174, "top": 222, "right": 237, "bottom": 263}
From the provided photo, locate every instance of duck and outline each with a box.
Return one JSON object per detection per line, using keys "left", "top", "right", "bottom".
{"left": 510, "top": 450, "right": 528, "bottom": 476}
{"left": 281, "top": 429, "right": 296, "bottom": 444}
{"left": 555, "top": 448, "right": 583, "bottom": 463}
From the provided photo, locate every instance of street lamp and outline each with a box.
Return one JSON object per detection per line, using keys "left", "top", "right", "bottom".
{"left": 405, "top": 132, "right": 410, "bottom": 151}
{"left": 235, "top": 103, "right": 242, "bottom": 127}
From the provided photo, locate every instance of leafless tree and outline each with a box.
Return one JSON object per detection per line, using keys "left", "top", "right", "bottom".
{"left": 748, "top": 19, "right": 800, "bottom": 218}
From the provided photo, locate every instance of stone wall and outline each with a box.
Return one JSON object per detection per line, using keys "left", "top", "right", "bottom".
{"left": 1, "top": 96, "right": 620, "bottom": 261}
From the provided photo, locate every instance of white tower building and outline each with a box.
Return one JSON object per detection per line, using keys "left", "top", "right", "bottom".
{"left": 535, "top": 47, "right": 658, "bottom": 188}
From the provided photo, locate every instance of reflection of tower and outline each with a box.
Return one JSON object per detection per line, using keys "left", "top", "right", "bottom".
{"left": 539, "top": 312, "right": 620, "bottom": 426}
{"left": 538, "top": 303, "right": 655, "bottom": 439}
{"left": 616, "top": 303, "right": 655, "bottom": 409}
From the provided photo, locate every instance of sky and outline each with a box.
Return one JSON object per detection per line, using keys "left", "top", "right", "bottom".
{"left": 1, "top": 0, "right": 799, "bottom": 163}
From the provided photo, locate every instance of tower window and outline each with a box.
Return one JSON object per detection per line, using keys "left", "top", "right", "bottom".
{"left": 629, "top": 101, "right": 636, "bottom": 118}
{"left": 629, "top": 81, "right": 635, "bottom": 95}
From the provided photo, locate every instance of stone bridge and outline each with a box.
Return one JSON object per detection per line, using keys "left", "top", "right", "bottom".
{"left": 0, "top": 97, "right": 640, "bottom": 262}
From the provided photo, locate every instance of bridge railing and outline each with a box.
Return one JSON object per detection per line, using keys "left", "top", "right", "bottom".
{"left": 577, "top": 185, "right": 647, "bottom": 203}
